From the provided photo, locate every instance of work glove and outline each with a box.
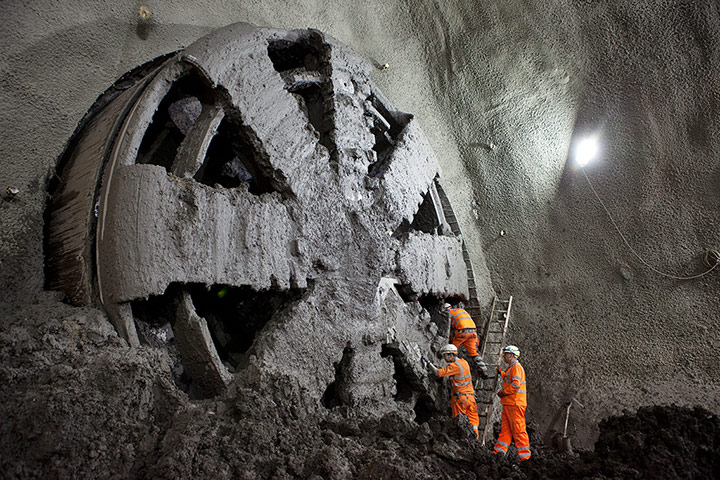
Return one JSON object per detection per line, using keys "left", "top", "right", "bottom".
{"left": 497, "top": 391, "right": 507, "bottom": 398}
{"left": 473, "top": 357, "right": 490, "bottom": 379}
{"left": 473, "top": 356, "right": 487, "bottom": 367}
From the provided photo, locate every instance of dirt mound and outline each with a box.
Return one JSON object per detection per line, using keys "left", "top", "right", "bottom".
{"left": 518, "top": 405, "right": 720, "bottom": 479}
{"left": 593, "top": 405, "right": 720, "bottom": 479}
{"left": 2, "top": 294, "right": 719, "bottom": 479}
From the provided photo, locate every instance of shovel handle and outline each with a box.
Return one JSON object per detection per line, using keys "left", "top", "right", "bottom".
{"left": 562, "top": 402, "right": 572, "bottom": 437}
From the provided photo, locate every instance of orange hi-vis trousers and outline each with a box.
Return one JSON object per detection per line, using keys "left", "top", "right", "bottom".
{"left": 451, "top": 330, "right": 479, "bottom": 357}
{"left": 493, "top": 405, "right": 531, "bottom": 460}
{"left": 451, "top": 393, "right": 479, "bottom": 439}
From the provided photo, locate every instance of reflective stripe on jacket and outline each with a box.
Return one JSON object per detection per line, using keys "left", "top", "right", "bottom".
{"left": 448, "top": 308, "right": 476, "bottom": 331}
{"left": 499, "top": 359, "right": 527, "bottom": 406}
{"left": 437, "top": 358, "right": 475, "bottom": 395}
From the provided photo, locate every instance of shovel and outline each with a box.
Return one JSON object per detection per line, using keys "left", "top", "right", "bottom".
{"left": 558, "top": 400, "right": 573, "bottom": 452}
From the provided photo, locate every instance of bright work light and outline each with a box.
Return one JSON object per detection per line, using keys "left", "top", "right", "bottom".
{"left": 574, "top": 136, "right": 599, "bottom": 167}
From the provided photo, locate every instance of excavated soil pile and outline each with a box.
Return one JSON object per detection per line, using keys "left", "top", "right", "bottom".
{"left": 591, "top": 405, "right": 720, "bottom": 479}
{"left": 2, "top": 295, "right": 718, "bottom": 479}
{"left": 521, "top": 406, "right": 720, "bottom": 480}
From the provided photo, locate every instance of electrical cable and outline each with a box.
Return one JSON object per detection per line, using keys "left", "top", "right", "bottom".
{"left": 581, "top": 167, "right": 719, "bottom": 280}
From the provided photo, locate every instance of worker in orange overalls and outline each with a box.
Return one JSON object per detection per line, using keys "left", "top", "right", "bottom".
{"left": 493, "top": 345, "right": 531, "bottom": 461}
{"left": 427, "top": 344, "right": 480, "bottom": 439}
{"left": 443, "top": 302, "right": 489, "bottom": 379}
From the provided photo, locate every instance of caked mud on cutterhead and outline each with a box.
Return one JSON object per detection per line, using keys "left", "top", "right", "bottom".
{"left": 44, "top": 24, "right": 491, "bottom": 419}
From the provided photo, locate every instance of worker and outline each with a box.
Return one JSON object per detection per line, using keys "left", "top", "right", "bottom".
{"left": 493, "top": 345, "right": 531, "bottom": 461}
{"left": 443, "top": 302, "right": 490, "bottom": 378}
{"left": 427, "top": 344, "right": 480, "bottom": 439}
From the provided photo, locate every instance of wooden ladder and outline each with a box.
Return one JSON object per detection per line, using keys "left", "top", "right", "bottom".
{"left": 478, "top": 296, "right": 513, "bottom": 445}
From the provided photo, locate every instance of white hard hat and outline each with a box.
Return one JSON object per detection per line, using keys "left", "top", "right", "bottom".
{"left": 440, "top": 344, "right": 458, "bottom": 355}
{"left": 503, "top": 345, "right": 520, "bottom": 358}
{"left": 442, "top": 303, "right": 452, "bottom": 310}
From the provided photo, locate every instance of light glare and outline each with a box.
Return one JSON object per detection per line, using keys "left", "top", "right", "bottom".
{"left": 575, "top": 136, "right": 599, "bottom": 167}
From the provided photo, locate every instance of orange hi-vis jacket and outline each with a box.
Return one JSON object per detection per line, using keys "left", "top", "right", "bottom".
{"left": 448, "top": 308, "right": 476, "bottom": 332}
{"left": 437, "top": 357, "right": 479, "bottom": 438}
{"left": 437, "top": 358, "right": 474, "bottom": 396}
{"left": 499, "top": 359, "right": 527, "bottom": 406}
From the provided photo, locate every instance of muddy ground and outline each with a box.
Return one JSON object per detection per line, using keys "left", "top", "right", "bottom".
{"left": 1, "top": 294, "right": 717, "bottom": 479}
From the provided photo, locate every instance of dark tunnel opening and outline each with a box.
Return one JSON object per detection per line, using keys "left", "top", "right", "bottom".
{"left": 413, "top": 394, "right": 436, "bottom": 424}
{"left": 288, "top": 82, "right": 334, "bottom": 152}
{"left": 393, "top": 283, "right": 417, "bottom": 303}
{"left": 381, "top": 344, "right": 414, "bottom": 403}
{"left": 322, "top": 345, "right": 353, "bottom": 409}
{"left": 420, "top": 294, "right": 449, "bottom": 331}
{"left": 132, "top": 282, "right": 307, "bottom": 398}
{"left": 131, "top": 285, "right": 194, "bottom": 395}
{"left": 267, "top": 32, "right": 329, "bottom": 73}
{"left": 194, "top": 115, "right": 277, "bottom": 195}
{"left": 410, "top": 189, "right": 441, "bottom": 234}
{"left": 367, "top": 94, "right": 412, "bottom": 178}
{"left": 418, "top": 294, "right": 443, "bottom": 313}
{"left": 393, "top": 188, "right": 442, "bottom": 238}
{"left": 268, "top": 34, "right": 335, "bottom": 156}
{"left": 136, "top": 70, "right": 215, "bottom": 171}
{"left": 443, "top": 294, "right": 468, "bottom": 306}
{"left": 188, "top": 283, "right": 306, "bottom": 370}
